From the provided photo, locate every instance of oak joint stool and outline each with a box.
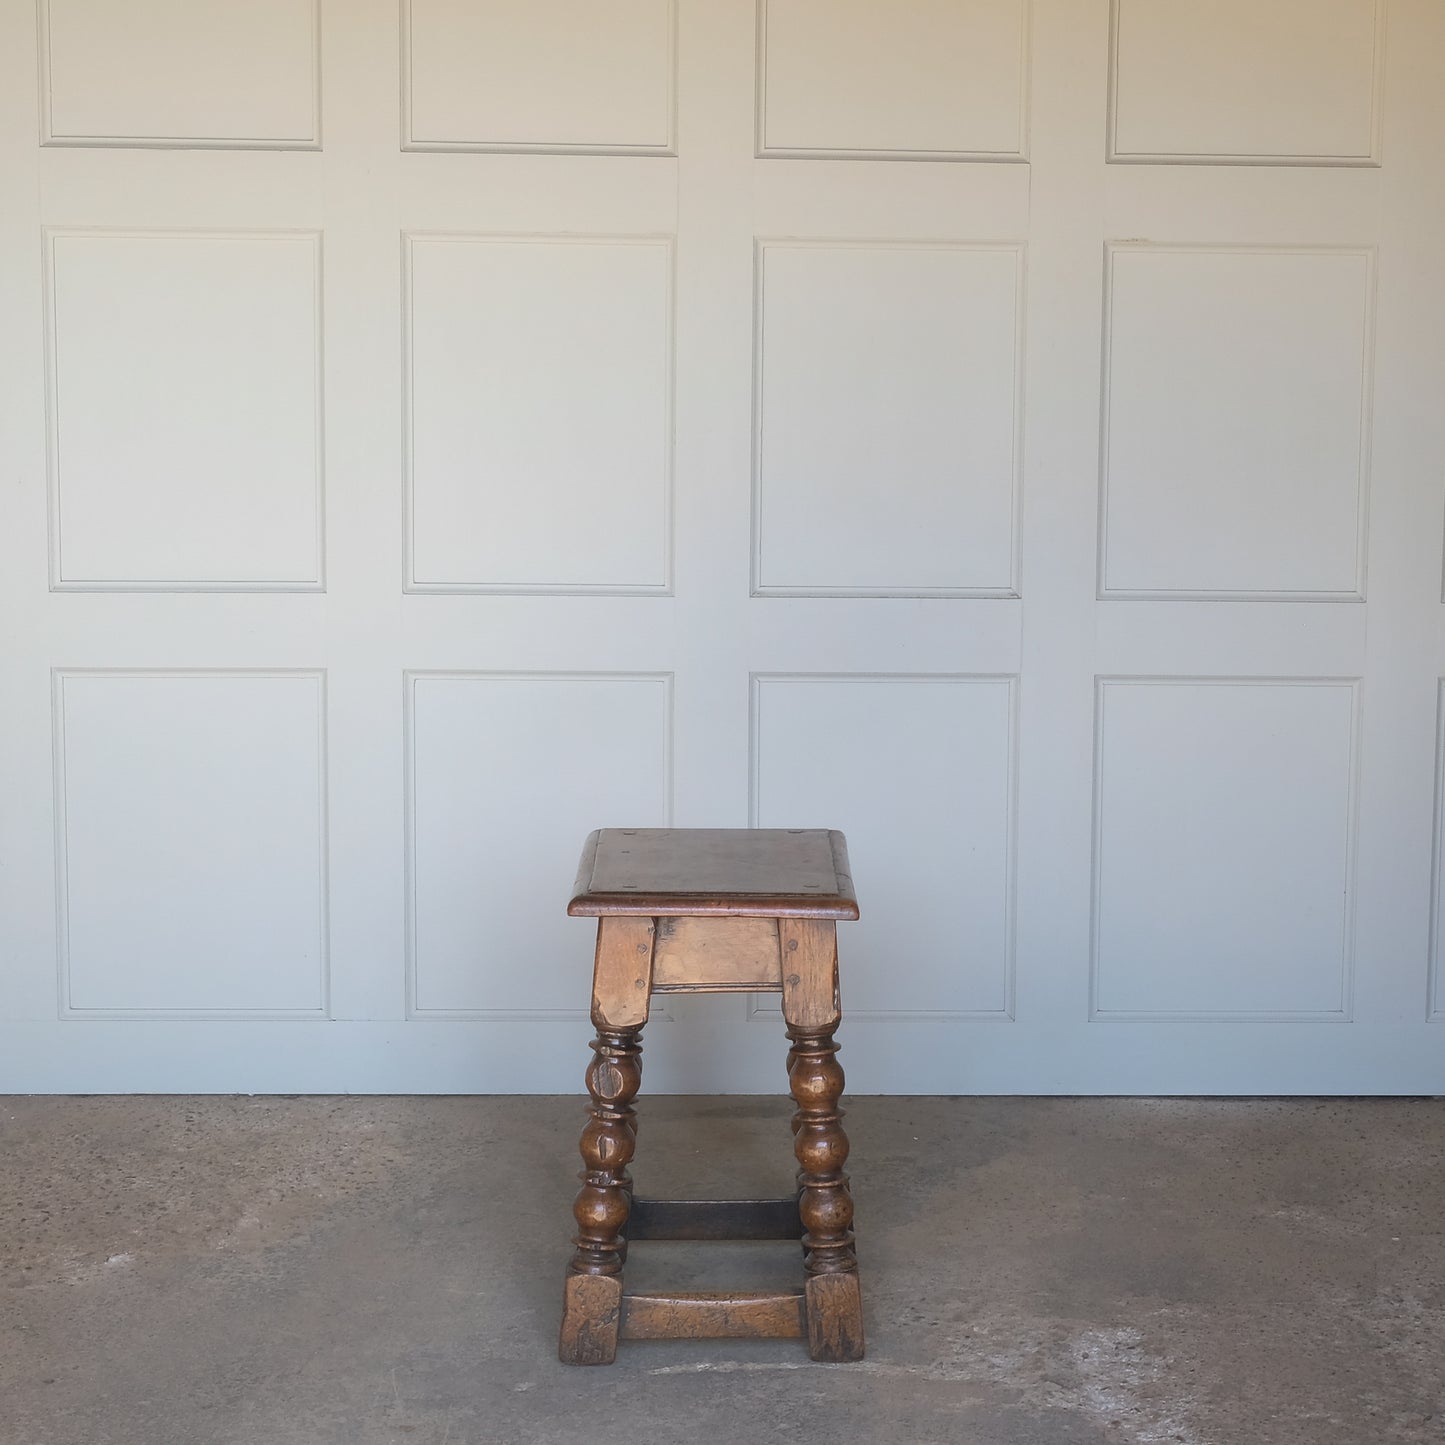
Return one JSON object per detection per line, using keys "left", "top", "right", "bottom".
{"left": 558, "top": 827, "right": 864, "bottom": 1365}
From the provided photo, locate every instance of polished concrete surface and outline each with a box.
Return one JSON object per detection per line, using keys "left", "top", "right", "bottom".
{"left": 3, "top": 1095, "right": 1442, "bottom": 1445}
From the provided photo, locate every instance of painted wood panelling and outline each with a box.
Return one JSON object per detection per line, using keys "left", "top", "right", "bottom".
{"left": 405, "top": 235, "right": 673, "bottom": 593}
{"left": 1092, "top": 679, "right": 1358, "bottom": 1018}
{"left": 1110, "top": 0, "right": 1383, "bottom": 164}
{"left": 46, "top": 231, "right": 323, "bottom": 590}
{"left": 41, "top": 0, "right": 319, "bottom": 147}
{"left": 1101, "top": 245, "right": 1373, "bottom": 601}
{"left": 404, "top": 0, "right": 675, "bottom": 153}
{"left": 758, "top": 0, "right": 1029, "bottom": 159}
{"left": 2, "top": 0, "right": 1441, "bottom": 1095}
{"left": 54, "top": 671, "right": 328, "bottom": 1016}
{"left": 753, "top": 241, "right": 1022, "bottom": 596}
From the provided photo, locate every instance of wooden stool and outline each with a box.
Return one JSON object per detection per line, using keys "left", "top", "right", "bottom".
{"left": 558, "top": 827, "right": 864, "bottom": 1365}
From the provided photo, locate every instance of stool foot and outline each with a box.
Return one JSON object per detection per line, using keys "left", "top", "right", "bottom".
{"left": 559, "top": 1273, "right": 623, "bottom": 1365}
{"left": 804, "top": 1272, "right": 865, "bottom": 1362}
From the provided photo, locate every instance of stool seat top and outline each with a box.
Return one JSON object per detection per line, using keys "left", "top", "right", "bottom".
{"left": 568, "top": 828, "right": 859, "bottom": 919}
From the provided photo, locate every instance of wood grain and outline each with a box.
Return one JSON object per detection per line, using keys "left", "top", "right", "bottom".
{"left": 559, "top": 1272, "right": 624, "bottom": 1365}
{"left": 779, "top": 918, "right": 840, "bottom": 1030}
{"left": 804, "top": 1272, "right": 865, "bottom": 1362}
{"left": 569, "top": 828, "right": 860, "bottom": 918}
{"left": 590, "top": 916, "right": 655, "bottom": 1029}
{"left": 651, "top": 916, "right": 782, "bottom": 992}
{"left": 621, "top": 1289, "right": 805, "bottom": 1340}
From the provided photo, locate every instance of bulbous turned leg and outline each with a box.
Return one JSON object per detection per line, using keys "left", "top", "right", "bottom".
{"left": 785, "top": 1035, "right": 809, "bottom": 1259}
{"left": 788, "top": 1024, "right": 864, "bottom": 1361}
{"left": 559, "top": 1025, "right": 642, "bottom": 1364}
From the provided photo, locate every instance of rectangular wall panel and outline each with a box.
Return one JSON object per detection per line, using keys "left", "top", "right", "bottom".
{"left": 407, "top": 673, "right": 672, "bottom": 1017}
{"left": 403, "top": 0, "right": 675, "bottom": 153}
{"left": 405, "top": 236, "right": 673, "bottom": 593}
{"left": 41, "top": 0, "right": 319, "bottom": 148}
{"left": 1109, "top": 0, "right": 1383, "bottom": 165}
{"left": 758, "top": 0, "right": 1028, "bottom": 160}
{"left": 46, "top": 231, "right": 323, "bottom": 591}
{"left": 752, "top": 675, "right": 1016, "bottom": 1017}
{"left": 1092, "top": 678, "right": 1359, "bottom": 1018}
{"left": 1101, "top": 244, "right": 1374, "bottom": 601}
{"left": 54, "top": 671, "right": 328, "bottom": 1017}
{"left": 754, "top": 241, "right": 1023, "bottom": 597}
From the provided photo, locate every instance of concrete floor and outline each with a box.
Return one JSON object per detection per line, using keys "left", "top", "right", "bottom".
{"left": 2, "top": 1097, "right": 1442, "bottom": 1445}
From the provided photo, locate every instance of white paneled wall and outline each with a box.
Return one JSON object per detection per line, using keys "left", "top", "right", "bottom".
{"left": 41, "top": 0, "right": 320, "bottom": 148}
{"left": 403, "top": 0, "right": 675, "bottom": 153}
{"left": 1, "top": 0, "right": 1443, "bottom": 1093}
{"left": 753, "top": 242, "right": 1022, "bottom": 596}
{"left": 47, "top": 231, "right": 323, "bottom": 589}
{"left": 758, "top": 0, "right": 1030, "bottom": 159}
{"left": 1100, "top": 244, "right": 1373, "bottom": 600}
{"left": 54, "top": 671, "right": 328, "bottom": 1016}
{"left": 404, "top": 235, "right": 673, "bottom": 592}
{"left": 1092, "top": 679, "right": 1358, "bottom": 1018}
{"left": 1109, "top": 0, "right": 1384, "bottom": 164}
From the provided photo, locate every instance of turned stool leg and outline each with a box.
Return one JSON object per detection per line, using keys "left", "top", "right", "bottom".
{"left": 788, "top": 1024, "right": 864, "bottom": 1361}
{"left": 558, "top": 1024, "right": 643, "bottom": 1364}
{"left": 780, "top": 917, "right": 863, "bottom": 1362}
{"left": 785, "top": 1034, "right": 810, "bottom": 1261}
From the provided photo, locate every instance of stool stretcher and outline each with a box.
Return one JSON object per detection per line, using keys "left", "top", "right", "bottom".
{"left": 625, "top": 1195, "right": 804, "bottom": 1242}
